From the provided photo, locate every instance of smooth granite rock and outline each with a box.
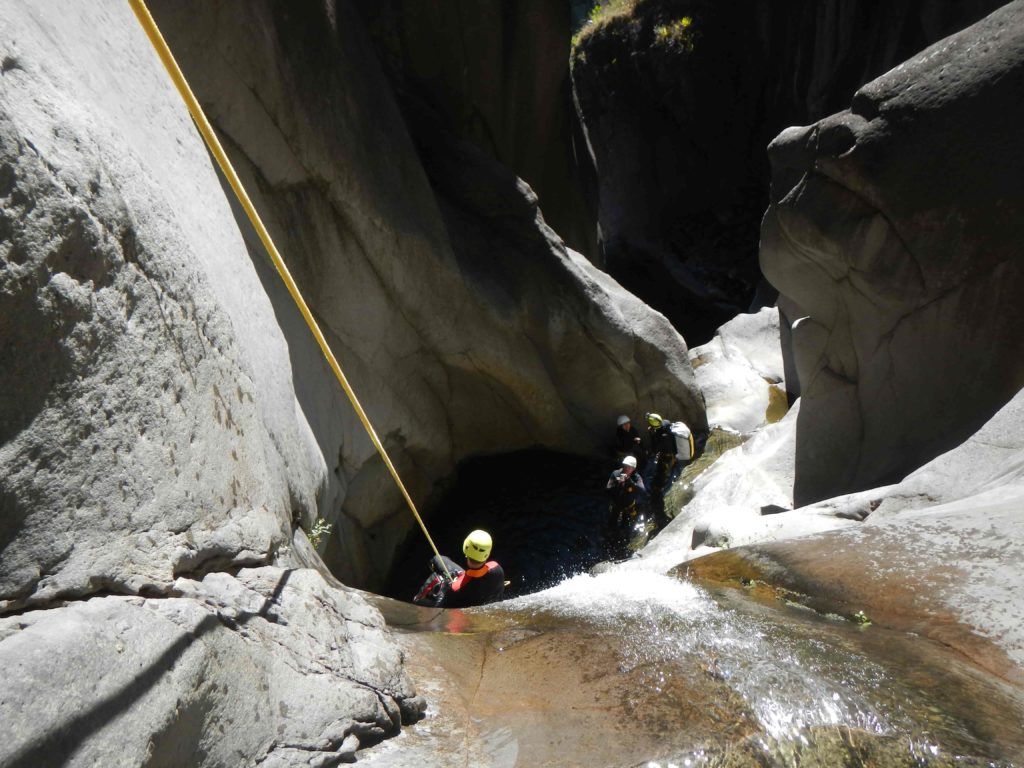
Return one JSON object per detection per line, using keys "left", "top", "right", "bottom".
{"left": 147, "top": 0, "right": 705, "bottom": 589}
{"left": 687, "top": 386, "right": 1024, "bottom": 685}
{"left": 0, "top": 1, "right": 325, "bottom": 612}
{"left": 628, "top": 401, "right": 858, "bottom": 574}
{"left": 761, "top": 0, "right": 1024, "bottom": 505}
{"left": 0, "top": 566, "right": 424, "bottom": 767}
{"left": 0, "top": 4, "right": 427, "bottom": 763}
{"left": 353, "top": 0, "right": 596, "bottom": 257}
{"left": 570, "top": 0, "right": 1004, "bottom": 343}
{"left": 688, "top": 307, "right": 787, "bottom": 433}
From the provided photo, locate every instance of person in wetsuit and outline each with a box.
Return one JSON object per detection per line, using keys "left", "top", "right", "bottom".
{"left": 605, "top": 455, "right": 647, "bottom": 555}
{"left": 412, "top": 529, "right": 505, "bottom": 608}
{"left": 646, "top": 412, "right": 679, "bottom": 495}
{"left": 614, "top": 414, "right": 647, "bottom": 467}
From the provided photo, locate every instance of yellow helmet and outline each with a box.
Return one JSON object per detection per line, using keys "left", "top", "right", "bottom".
{"left": 463, "top": 529, "right": 493, "bottom": 561}
{"left": 647, "top": 412, "right": 663, "bottom": 427}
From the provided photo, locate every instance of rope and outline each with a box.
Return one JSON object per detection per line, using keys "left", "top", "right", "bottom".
{"left": 127, "top": 0, "right": 452, "bottom": 581}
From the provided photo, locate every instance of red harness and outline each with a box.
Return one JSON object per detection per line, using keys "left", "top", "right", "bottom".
{"left": 451, "top": 561, "right": 499, "bottom": 592}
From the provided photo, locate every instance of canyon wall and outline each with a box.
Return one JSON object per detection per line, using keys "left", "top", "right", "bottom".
{"left": 147, "top": 0, "right": 704, "bottom": 590}
{"left": 570, "top": 0, "right": 1005, "bottom": 343}
{"left": 761, "top": 0, "right": 1024, "bottom": 503}
{"left": 0, "top": 4, "right": 422, "bottom": 765}
{"left": 355, "top": 0, "right": 597, "bottom": 258}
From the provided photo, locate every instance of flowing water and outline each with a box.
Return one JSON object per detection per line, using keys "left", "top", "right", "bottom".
{"left": 370, "top": 566, "right": 1023, "bottom": 767}
{"left": 372, "top": 444, "right": 1023, "bottom": 766}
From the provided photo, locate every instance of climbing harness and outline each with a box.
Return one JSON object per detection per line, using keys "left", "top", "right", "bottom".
{"left": 127, "top": 0, "right": 451, "bottom": 580}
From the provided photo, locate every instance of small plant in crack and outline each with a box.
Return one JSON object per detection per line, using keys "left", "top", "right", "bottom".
{"left": 307, "top": 517, "right": 333, "bottom": 549}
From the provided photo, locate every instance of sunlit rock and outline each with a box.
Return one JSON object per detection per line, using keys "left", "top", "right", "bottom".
{"left": 361, "top": 568, "right": 1024, "bottom": 765}
{"left": 761, "top": 0, "right": 1024, "bottom": 505}
{"left": 0, "top": 567, "right": 424, "bottom": 767}
{"left": 688, "top": 306, "right": 787, "bottom": 434}
{"left": 632, "top": 402, "right": 856, "bottom": 573}
{"left": 690, "top": 386, "right": 1024, "bottom": 685}
{"left": 0, "top": 2, "right": 325, "bottom": 613}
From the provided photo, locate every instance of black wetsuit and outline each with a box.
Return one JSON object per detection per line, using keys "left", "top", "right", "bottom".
{"left": 414, "top": 555, "right": 505, "bottom": 608}
{"left": 615, "top": 424, "right": 647, "bottom": 465}
{"left": 606, "top": 468, "right": 646, "bottom": 519}
{"left": 649, "top": 423, "right": 678, "bottom": 493}
{"left": 442, "top": 560, "right": 505, "bottom": 608}
{"left": 605, "top": 468, "right": 646, "bottom": 555}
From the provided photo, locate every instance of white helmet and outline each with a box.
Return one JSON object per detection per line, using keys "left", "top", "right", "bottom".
{"left": 616, "top": 414, "right": 631, "bottom": 426}
{"left": 622, "top": 455, "right": 638, "bottom": 468}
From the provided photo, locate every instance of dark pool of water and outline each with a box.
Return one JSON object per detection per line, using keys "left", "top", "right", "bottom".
{"left": 384, "top": 448, "right": 645, "bottom": 601}
{"left": 383, "top": 430, "right": 747, "bottom": 602}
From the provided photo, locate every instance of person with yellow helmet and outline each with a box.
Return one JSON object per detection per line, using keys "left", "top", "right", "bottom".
{"left": 646, "top": 412, "right": 679, "bottom": 495}
{"left": 412, "top": 529, "right": 505, "bottom": 608}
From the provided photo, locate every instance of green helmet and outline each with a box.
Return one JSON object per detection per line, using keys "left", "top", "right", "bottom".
{"left": 647, "top": 412, "right": 663, "bottom": 427}
{"left": 463, "top": 529, "right": 493, "bottom": 562}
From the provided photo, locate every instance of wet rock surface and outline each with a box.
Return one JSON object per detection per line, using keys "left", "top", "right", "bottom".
{"left": 761, "top": 0, "right": 1024, "bottom": 504}
{"left": 5, "top": 2, "right": 1024, "bottom": 765}
{"left": 687, "top": 386, "right": 1024, "bottom": 688}
{"left": 688, "top": 306, "right": 787, "bottom": 434}
{"left": 631, "top": 404, "right": 859, "bottom": 575}
{"left": 364, "top": 572, "right": 1024, "bottom": 767}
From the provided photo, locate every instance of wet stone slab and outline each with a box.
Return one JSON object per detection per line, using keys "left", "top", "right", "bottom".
{"left": 364, "top": 568, "right": 1024, "bottom": 767}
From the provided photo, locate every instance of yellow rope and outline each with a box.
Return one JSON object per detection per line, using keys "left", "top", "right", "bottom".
{"left": 127, "top": 0, "right": 451, "bottom": 580}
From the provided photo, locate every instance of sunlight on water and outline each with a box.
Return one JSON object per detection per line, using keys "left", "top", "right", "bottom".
{"left": 502, "top": 568, "right": 712, "bottom": 621}
{"left": 497, "top": 567, "right": 900, "bottom": 742}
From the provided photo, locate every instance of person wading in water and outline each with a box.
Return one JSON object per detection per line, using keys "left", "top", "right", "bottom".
{"left": 605, "top": 455, "right": 646, "bottom": 557}
{"left": 412, "top": 529, "right": 505, "bottom": 608}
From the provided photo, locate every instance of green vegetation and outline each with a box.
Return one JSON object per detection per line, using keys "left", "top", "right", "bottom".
{"left": 851, "top": 610, "right": 872, "bottom": 626}
{"left": 589, "top": 0, "right": 636, "bottom": 24}
{"left": 570, "top": 4, "right": 699, "bottom": 58}
{"left": 653, "top": 16, "right": 697, "bottom": 52}
{"left": 572, "top": 0, "right": 638, "bottom": 48}
{"left": 307, "top": 517, "right": 332, "bottom": 549}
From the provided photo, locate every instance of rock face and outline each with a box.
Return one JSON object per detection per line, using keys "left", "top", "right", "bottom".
{"left": 570, "top": 0, "right": 1005, "bottom": 343}
{"left": 354, "top": 0, "right": 597, "bottom": 258}
{"left": 631, "top": 402, "right": 857, "bottom": 575}
{"left": 146, "top": 0, "right": 705, "bottom": 589}
{"left": 688, "top": 307, "right": 787, "bottom": 434}
{"left": 1, "top": 567, "right": 424, "bottom": 767}
{"left": 0, "top": 3, "right": 422, "bottom": 761}
{"left": 760, "top": 0, "right": 1024, "bottom": 504}
{"left": 0, "top": 1, "right": 323, "bottom": 612}
{"left": 687, "top": 385, "right": 1024, "bottom": 686}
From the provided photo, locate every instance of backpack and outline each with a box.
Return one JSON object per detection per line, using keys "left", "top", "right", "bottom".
{"left": 670, "top": 421, "right": 694, "bottom": 461}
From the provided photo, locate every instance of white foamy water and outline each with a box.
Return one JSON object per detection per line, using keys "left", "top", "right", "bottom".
{"left": 495, "top": 565, "right": 897, "bottom": 741}
{"left": 499, "top": 567, "right": 714, "bottom": 623}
